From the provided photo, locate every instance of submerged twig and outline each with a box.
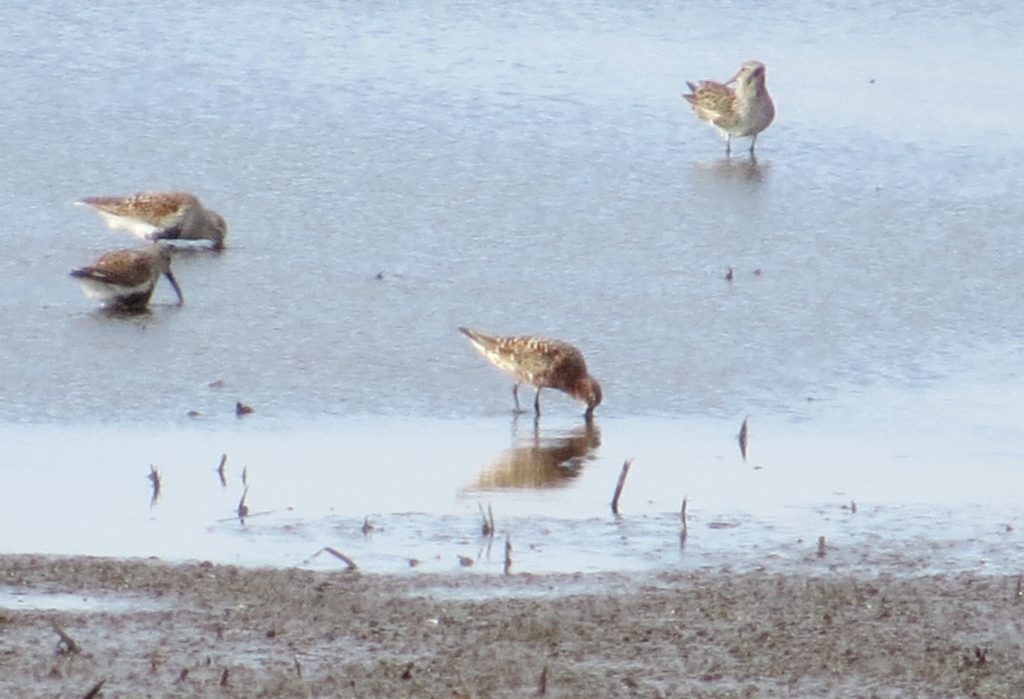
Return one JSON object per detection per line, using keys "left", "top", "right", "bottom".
{"left": 51, "top": 620, "right": 81, "bottom": 655}
{"left": 216, "top": 454, "right": 227, "bottom": 487}
{"left": 610, "top": 458, "right": 633, "bottom": 515}
{"left": 82, "top": 680, "right": 106, "bottom": 699}
{"left": 503, "top": 534, "right": 513, "bottom": 575}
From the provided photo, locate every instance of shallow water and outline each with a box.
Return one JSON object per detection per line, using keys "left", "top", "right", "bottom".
{"left": 0, "top": 2, "right": 1022, "bottom": 575}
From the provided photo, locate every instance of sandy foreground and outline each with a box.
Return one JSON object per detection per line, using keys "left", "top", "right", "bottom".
{"left": 1, "top": 554, "right": 1023, "bottom": 698}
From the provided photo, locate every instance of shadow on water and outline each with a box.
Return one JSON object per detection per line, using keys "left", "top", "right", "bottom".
{"left": 690, "top": 155, "right": 770, "bottom": 186}
{"left": 88, "top": 303, "right": 184, "bottom": 321}
{"left": 464, "top": 418, "right": 602, "bottom": 491}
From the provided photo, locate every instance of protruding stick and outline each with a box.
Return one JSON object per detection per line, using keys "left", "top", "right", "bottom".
{"left": 314, "top": 546, "right": 358, "bottom": 571}
{"left": 738, "top": 417, "right": 749, "bottom": 461}
{"left": 610, "top": 459, "right": 634, "bottom": 515}
{"left": 680, "top": 496, "right": 689, "bottom": 545}
{"left": 51, "top": 621, "right": 81, "bottom": 654}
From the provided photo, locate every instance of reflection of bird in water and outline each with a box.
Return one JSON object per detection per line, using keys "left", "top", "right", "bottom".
{"left": 693, "top": 155, "right": 768, "bottom": 183}
{"left": 683, "top": 60, "right": 775, "bottom": 156}
{"left": 467, "top": 420, "right": 601, "bottom": 490}
{"left": 458, "top": 327, "right": 602, "bottom": 419}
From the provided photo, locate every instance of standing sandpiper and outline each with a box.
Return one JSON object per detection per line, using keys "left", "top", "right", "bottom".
{"left": 70, "top": 244, "right": 183, "bottom": 311}
{"left": 458, "top": 327, "right": 603, "bottom": 419}
{"left": 76, "top": 191, "right": 228, "bottom": 249}
{"left": 683, "top": 60, "right": 775, "bottom": 156}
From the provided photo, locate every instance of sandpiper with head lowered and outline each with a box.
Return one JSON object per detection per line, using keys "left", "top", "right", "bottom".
{"left": 76, "top": 191, "right": 227, "bottom": 249}
{"left": 458, "top": 327, "right": 603, "bottom": 419}
{"left": 683, "top": 60, "right": 775, "bottom": 156}
{"left": 70, "top": 244, "right": 183, "bottom": 311}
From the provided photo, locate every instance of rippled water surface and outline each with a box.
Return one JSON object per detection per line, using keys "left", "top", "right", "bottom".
{"left": 1, "top": 1, "right": 1022, "bottom": 575}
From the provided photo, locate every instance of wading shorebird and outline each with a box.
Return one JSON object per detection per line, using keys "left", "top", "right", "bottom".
{"left": 70, "top": 244, "right": 183, "bottom": 311}
{"left": 683, "top": 60, "right": 775, "bottom": 156}
{"left": 75, "top": 191, "right": 227, "bottom": 249}
{"left": 458, "top": 327, "right": 603, "bottom": 419}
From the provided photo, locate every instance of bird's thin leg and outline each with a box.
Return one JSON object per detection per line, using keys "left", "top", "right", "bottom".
{"left": 725, "top": 136, "right": 732, "bottom": 157}
{"left": 513, "top": 383, "right": 522, "bottom": 413}
{"left": 533, "top": 387, "right": 542, "bottom": 417}
{"left": 749, "top": 134, "right": 758, "bottom": 155}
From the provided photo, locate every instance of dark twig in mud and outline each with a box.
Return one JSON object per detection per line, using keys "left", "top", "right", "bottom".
{"left": 361, "top": 516, "right": 375, "bottom": 535}
{"left": 401, "top": 662, "right": 414, "bottom": 680}
{"left": 216, "top": 454, "right": 227, "bottom": 487}
{"left": 235, "top": 401, "right": 254, "bottom": 417}
{"left": 309, "top": 546, "right": 358, "bottom": 571}
{"left": 219, "top": 668, "right": 229, "bottom": 687}
{"left": 236, "top": 486, "right": 249, "bottom": 523}
{"left": 967, "top": 647, "right": 988, "bottom": 667}
{"left": 504, "top": 534, "right": 513, "bottom": 575}
{"left": 817, "top": 536, "right": 827, "bottom": 558}
{"left": 480, "top": 503, "right": 495, "bottom": 537}
{"left": 51, "top": 620, "right": 81, "bottom": 654}
{"left": 680, "top": 496, "right": 689, "bottom": 546}
{"left": 738, "top": 417, "right": 749, "bottom": 461}
{"left": 610, "top": 458, "right": 633, "bottom": 515}
{"left": 294, "top": 656, "right": 302, "bottom": 677}
{"left": 147, "top": 465, "right": 161, "bottom": 507}
{"left": 851, "top": 500, "right": 857, "bottom": 514}
{"left": 536, "top": 665, "right": 548, "bottom": 696}
{"left": 82, "top": 680, "right": 105, "bottom": 699}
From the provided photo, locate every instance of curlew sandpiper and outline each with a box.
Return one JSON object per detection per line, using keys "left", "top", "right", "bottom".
{"left": 459, "top": 327, "right": 602, "bottom": 419}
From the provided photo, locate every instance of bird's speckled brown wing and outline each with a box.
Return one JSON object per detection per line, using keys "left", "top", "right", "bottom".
{"left": 460, "top": 328, "right": 586, "bottom": 389}
{"left": 75, "top": 249, "right": 155, "bottom": 286}
{"left": 503, "top": 336, "right": 587, "bottom": 389}
{"left": 683, "top": 80, "right": 739, "bottom": 129}
{"left": 78, "top": 191, "right": 195, "bottom": 228}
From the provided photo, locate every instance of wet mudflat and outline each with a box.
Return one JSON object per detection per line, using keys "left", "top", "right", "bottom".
{"left": 2, "top": 554, "right": 1023, "bottom": 698}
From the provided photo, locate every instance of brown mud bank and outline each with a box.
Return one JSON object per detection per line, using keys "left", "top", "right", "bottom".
{"left": 1, "top": 554, "right": 1023, "bottom": 697}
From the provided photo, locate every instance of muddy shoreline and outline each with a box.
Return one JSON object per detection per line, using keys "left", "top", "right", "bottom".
{"left": 1, "top": 554, "right": 1022, "bottom": 697}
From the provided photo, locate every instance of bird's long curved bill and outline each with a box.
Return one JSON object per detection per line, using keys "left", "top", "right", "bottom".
{"left": 164, "top": 271, "right": 184, "bottom": 304}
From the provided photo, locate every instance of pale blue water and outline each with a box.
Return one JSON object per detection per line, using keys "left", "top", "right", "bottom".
{"left": 0, "top": 1, "right": 1022, "bottom": 575}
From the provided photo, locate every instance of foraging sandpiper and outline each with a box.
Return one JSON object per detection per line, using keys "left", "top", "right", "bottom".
{"left": 683, "top": 60, "right": 775, "bottom": 156}
{"left": 458, "top": 327, "right": 602, "bottom": 419}
{"left": 76, "top": 191, "right": 227, "bottom": 249}
{"left": 70, "top": 243, "right": 183, "bottom": 310}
